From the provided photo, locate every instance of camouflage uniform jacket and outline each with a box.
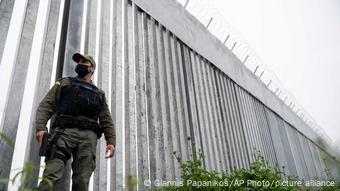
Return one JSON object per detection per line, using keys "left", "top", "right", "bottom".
{"left": 35, "top": 76, "right": 116, "bottom": 146}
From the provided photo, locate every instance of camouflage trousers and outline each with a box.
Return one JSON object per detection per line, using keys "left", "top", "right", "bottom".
{"left": 38, "top": 128, "right": 97, "bottom": 191}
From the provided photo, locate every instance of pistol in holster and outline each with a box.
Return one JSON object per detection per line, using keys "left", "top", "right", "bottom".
{"left": 39, "top": 132, "right": 49, "bottom": 156}
{"left": 39, "top": 131, "right": 59, "bottom": 161}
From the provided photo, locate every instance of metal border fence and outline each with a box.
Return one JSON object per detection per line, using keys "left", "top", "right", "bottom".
{"left": 0, "top": 0, "right": 339, "bottom": 190}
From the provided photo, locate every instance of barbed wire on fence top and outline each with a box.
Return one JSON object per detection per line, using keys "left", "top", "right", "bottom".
{"left": 175, "top": 0, "right": 339, "bottom": 153}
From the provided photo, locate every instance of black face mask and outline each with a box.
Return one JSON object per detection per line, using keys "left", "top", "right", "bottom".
{"left": 75, "top": 64, "right": 90, "bottom": 77}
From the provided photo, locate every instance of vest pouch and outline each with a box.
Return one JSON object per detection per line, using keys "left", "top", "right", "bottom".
{"left": 57, "top": 77, "right": 103, "bottom": 121}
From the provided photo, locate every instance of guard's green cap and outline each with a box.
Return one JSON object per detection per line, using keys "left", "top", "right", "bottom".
{"left": 72, "top": 53, "right": 96, "bottom": 68}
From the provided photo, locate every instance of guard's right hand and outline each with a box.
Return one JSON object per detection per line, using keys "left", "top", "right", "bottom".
{"left": 36, "top": 130, "right": 48, "bottom": 147}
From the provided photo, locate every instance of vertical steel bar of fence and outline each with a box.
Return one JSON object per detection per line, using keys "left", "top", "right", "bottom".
{"left": 223, "top": 34, "right": 230, "bottom": 45}
{"left": 243, "top": 55, "right": 249, "bottom": 64}
{"left": 184, "top": 0, "right": 190, "bottom": 8}
{"left": 231, "top": 42, "right": 237, "bottom": 52}
{"left": 259, "top": 71, "right": 264, "bottom": 79}
{"left": 206, "top": 17, "right": 213, "bottom": 29}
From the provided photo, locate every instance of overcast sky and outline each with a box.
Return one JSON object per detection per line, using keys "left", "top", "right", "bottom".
{"left": 190, "top": 0, "right": 340, "bottom": 144}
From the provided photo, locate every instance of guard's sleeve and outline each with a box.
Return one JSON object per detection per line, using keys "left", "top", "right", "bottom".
{"left": 35, "top": 80, "right": 63, "bottom": 133}
{"left": 99, "top": 93, "right": 116, "bottom": 146}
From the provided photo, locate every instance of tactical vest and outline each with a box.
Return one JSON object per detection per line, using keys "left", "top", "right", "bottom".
{"left": 57, "top": 77, "right": 103, "bottom": 121}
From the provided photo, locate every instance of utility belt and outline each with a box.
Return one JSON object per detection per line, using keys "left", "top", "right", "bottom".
{"left": 40, "top": 115, "right": 102, "bottom": 163}
{"left": 53, "top": 114, "right": 103, "bottom": 139}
